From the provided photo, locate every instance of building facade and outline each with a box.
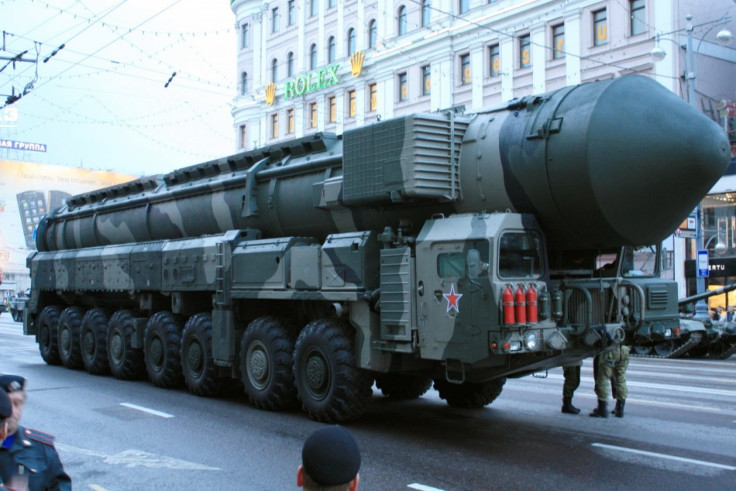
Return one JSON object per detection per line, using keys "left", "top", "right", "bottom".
{"left": 230, "top": 0, "right": 736, "bottom": 300}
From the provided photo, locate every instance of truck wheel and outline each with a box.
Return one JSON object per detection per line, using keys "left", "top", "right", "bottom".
{"left": 240, "top": 316, "right": 297, "bottom": 411}
{"left": 108, "top": 310, "right": 145, "bottom": 380}
{"left": 375, "top": 373, "right": 432, "bottom": 399}
{"left": 80, "top": 308, "right": 110, "bottom": 375}
{"left": 144, "top": 311, "right": 184, "bottom": 388}
{"left": 12, "top": 310, "right": 20, "bottom": 322}
{"left": 433, "top": 378, "right": 506, "bottom": 408}
{"left": 181, "top": 313, "right": 221, "bottom": 396}
{"left": 37, "top": 305, "right": 62, "bottom": 365}
{"left": 58, "top": 306, "right": 85, "bottom": 369}
{"left": 293, "top": 319, "right": 372, "bottom": 423}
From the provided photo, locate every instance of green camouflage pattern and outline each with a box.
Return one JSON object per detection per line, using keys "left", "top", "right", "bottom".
{"left": 22, "top": 76, "right": 731, "bottom": 421}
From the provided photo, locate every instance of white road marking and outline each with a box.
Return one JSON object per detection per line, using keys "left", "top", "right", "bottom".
{"left": 408, "top": 484, "right": 446, "bottom": 491}
{"left": 56, "top": 443, "right": 220, "bottom": 471}
{"left": 592, "top": 443, "right": 736, "bottom": 470}
{"left": 87, "top": 485, "right": 107, "bottom": 491}
{"left": 120, "top": 402, "right": 174, "bottom": 418}
{"left": 544, "top": 373, "right": 736, "bottom": 398}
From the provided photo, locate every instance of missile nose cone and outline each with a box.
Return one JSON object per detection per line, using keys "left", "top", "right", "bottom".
{"left": 547, "top": 75, "right": 730, "bottom": 248}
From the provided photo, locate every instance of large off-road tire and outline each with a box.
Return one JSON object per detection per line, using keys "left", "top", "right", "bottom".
{"left": 375, "top": 373, "right": 433, "bottom": 399}
{"left": 181, "top": 313, "right": 221, "bottom": 396}
{"left": 144, "top": 311, "right": 184, "bottom": 388}
{"left": 108, "top": 310, "right": 146, "bottom": 380}
{"left": 58, "top": 306, "right": 85, "bottom": 369}
{"left": 37, "top": 305, "right": 62, "bottom": 365}
{"left": 293, "top": 319, "right": 373, "bottom": 423}
{"left": 12, "top": 310, "right": 21, "bottom": 322}
{"left": 240, "top": 316, "right": 297, "bottom": 410}
{"left": 433, "top": 378, "right": 506, "bottom": 408}
{"left": 80, "top": 308, "right": 110, "bottom": 375}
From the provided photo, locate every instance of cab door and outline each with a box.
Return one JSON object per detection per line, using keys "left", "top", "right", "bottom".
{"left": 415, "top": 239, "right": 491, "bottom": 363}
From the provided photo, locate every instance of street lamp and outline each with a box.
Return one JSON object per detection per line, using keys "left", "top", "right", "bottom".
{"left": 651, "top": 14, "right": 733, "bottom": 320}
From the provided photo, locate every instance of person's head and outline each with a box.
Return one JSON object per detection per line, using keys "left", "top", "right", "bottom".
{"left": 0, "top": 388, "right": 11, "bottom": 440}
{"left": 297, "top": 425, "right": 360, "bottom": 491}
{"left": 728, "top": 306, "right": 734, "bottom": 313}
{"left": 0, "top": 374, "right": 26, "bottom": 436}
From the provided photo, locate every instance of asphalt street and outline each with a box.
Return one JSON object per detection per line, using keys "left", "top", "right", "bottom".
{"left": 1, "top": 314, "right": 734, "bottom": 490}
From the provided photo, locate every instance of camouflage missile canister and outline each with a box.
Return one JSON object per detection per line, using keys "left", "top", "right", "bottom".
{"left": 36, "top": 75, "right": 730, "bottom": 253}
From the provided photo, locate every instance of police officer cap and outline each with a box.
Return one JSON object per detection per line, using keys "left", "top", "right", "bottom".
{"left": 302, "top": 425, "right": 360, "bottom": 485}
{"left": 0, "top": 374, "right": 26, "bottom": 393}
{"left": 0, "top": 389, "right": 10, "bottom": 419}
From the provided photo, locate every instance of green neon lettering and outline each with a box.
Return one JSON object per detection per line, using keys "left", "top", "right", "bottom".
{"left": 284, "top": 80, "right": 295, "bottom": 99}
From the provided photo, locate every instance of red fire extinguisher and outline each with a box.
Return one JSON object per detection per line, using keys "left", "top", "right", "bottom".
{"left": 526, "top": 284, "right": 538, "bottom": 324}
{"left": 515, "top": 285, "right": 526, "bottom": 324}
{"left": 503, "top": 285, "right": 515, "bottom": 325}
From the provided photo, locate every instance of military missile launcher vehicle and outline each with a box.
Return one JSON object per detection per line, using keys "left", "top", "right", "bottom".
{"left": 24, "top": 75, "right": 731, "bottom": 422}
{"left": 673, "top": 284, "right": 736, "bottom": 359}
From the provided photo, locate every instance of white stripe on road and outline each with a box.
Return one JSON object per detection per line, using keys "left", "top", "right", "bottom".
{"left": 544, "top": 373, "right": 736, "bottom": 397}
{"left": 120, "top": 402, "right": 174, "bottom": 418}
{"left": 408, "top": 484, "right": 446, "bottom": 491}
{"left": 592, "top": 443, "right": 736, "bottom": 470}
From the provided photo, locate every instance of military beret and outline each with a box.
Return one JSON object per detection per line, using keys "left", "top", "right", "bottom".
{"left": 0, "top": 389, "right": 10, "bottom": 419}
{"left": 302, "top": 425, "right": 360, "bottom": 486}
{"left": 0, "top": 374, "right": 26, "bottom": 393}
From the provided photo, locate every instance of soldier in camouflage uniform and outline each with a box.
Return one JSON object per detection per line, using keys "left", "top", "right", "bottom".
{"left": 561, "top": 363, "right": 582, "bottom": 414}
{"left": 590, "top": 344, "right": 630, "bottom": 418}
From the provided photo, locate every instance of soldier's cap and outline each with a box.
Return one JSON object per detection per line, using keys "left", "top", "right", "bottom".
{"left": 0, "top": 389, "right": 10, "bottom": 419}
{"left": 0, "top": 374, "right": 26, "bottom": 393}
{"left": 302, "top": 425, "right": 361, "bottom": 485}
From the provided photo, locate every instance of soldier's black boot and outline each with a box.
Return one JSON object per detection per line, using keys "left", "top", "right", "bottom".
{"left": 613, "top": 399, "right": 625, "bottom": 418}
{"left": 561, "top": 397, "right": 580, "bottom": 414}
{"left": 589, "top": 400, "right": 608, "bottom": 418}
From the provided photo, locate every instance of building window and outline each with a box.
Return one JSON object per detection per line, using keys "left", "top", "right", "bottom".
{"left": 310, "top": 44, "right": 318, "bottom": 70}
{"left": 272, "top": 7, "right": 279, "bottom": 33}
{"left": 272, "top": 58, "right": 278, "bottom": 83}
{"left": 552, "top": 24, "right": 565, "bottom": 59}
{"left": 347, "top": 28, "right": 356, "bottom": 56}
{"left": 287, "top": 52, "right": 294, "bottom": 78}
{"left": 271, "top": 113, "right": 279, "bottom": 139}
{"left": 398, "top": 6, "right": 407, "bottom": 35}
{"left": 287, "top": 109, "right": 294, "bottom": 134}
{"left": 460, "top": 53, "right": 471, "bottom": 84}
{"left": 240, "top": 124, "right": 247, "bottom": 148}
{"left": 311, "top": 0, "right": 318, "bottom": 17}
{"left": 593, "top": 9, "right": 608, "bottom": 46}
{"left": 328, "top": 36, "right": 336, "bottom": 63}
{"left": 288, "top": 0, "right": 295, "bottom": 26}
{"left": 329, "top": 0, "right": 335, "bottom": 7}
{"left": 241, "top": 72, "right": 248, "bottom": 95}
{"left": 422, "top": 0, "right": 431, "bottom": 27}
{"left": 310, "top": 102, "right": 318, "bottom": 128}
{"left": 421, "top": 65, "right": 431, "bottom": 95}
{"left": 328, "top": 96, "right": 336, "bottom": 123}
{"left": 368, "top": 20, "right": 377, "bottom": 49}
{"left": 630, "top": 0, "right": 646, "bottom": 36}
{"left": 241, "top": 23, "right": 248, "bottom": 49}
{"left": 489, "top": 44, "right": 500, "bottom": 77}
{"left": 398, "top": 72, "right": 407, "bottom": 101}
{"left": 369, "top": 83, "right": 377, "bottom": 111}
{"left": 459, "top": 0, "right": 469, "bottom": 15}
{"left": 519, "top": 34, "right": 531, "bottom": 68}
{"left": 348, "top": 90, "right": 356, "bottom": 117}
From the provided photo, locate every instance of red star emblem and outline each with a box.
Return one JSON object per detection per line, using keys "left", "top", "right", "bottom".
{"left": 443, "top": 284, "right": 463, "bottom": 313}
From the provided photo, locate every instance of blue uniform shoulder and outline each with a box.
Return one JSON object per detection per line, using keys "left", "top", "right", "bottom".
{"left": 21, "top": 427, "right": 56, "bottom": 447}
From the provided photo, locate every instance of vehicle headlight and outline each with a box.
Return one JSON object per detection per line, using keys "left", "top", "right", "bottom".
{"left": 665, "top": 328, "right": 672, "bottom": 337}
{"left": 525, "top": 332, "right": 538, "bottom": 350}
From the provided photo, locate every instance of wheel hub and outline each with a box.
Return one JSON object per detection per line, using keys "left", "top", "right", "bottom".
{"left": 187, "top": 341, "right": 203, "bottom": 373}
{"left": 247, "top": 342, "right": 269, "bottom": 389}
{"left": 110, "top": 332, "right": 123, "bottom": 362}
{"left": 304, "top": 352, "right": 328, "bottom": 397}
{"left": 149, "top": 337, "right": 164, "bottom": 367}
{"left": 83, "top": 330, "right": 95, "bottom": 356}
{"left": 60, "top": 327, "right": 70, "bottom": 352}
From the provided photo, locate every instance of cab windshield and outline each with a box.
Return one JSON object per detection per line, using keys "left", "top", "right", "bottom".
{"left": 499, "top": 231, "right": 544, "bottom": 278}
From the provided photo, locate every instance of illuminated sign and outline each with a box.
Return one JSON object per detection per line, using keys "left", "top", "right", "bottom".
{"left": 284, "top": 64, "right": 340, "bottom": 99}
{"left": 0, "top": 139, "right": 46, "bottom": 152}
